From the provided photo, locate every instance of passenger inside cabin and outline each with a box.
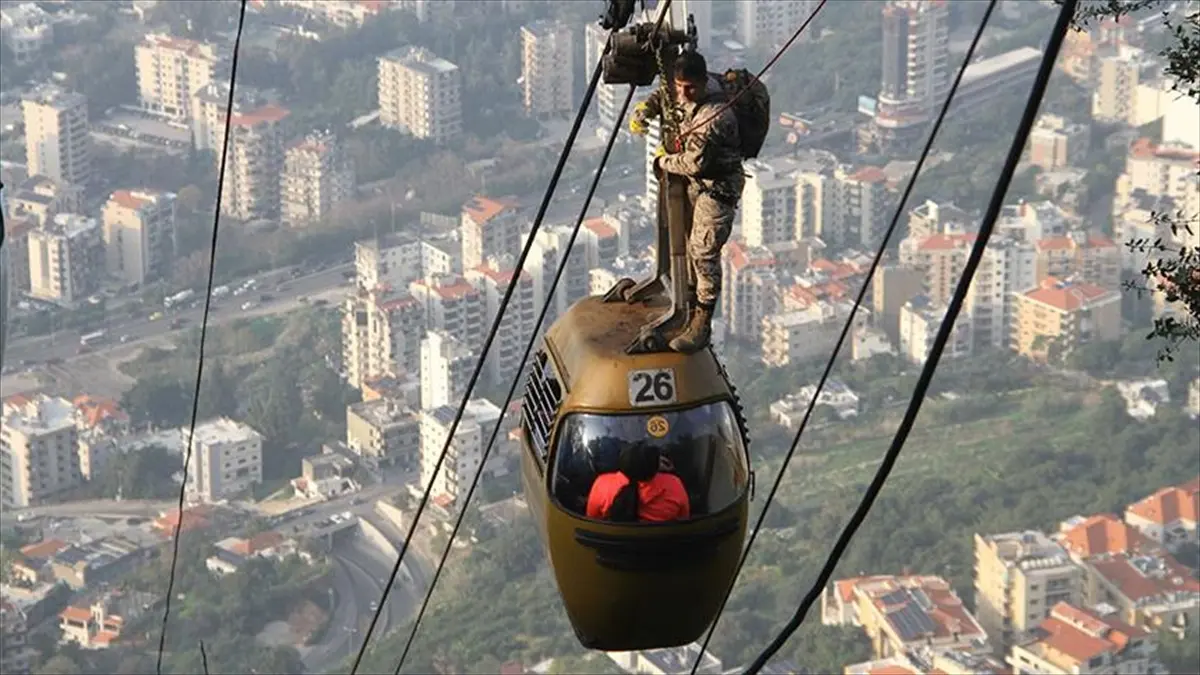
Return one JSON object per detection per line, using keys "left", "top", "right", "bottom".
{"left": 586, "top": 441, "right": 690, "bottom": 523}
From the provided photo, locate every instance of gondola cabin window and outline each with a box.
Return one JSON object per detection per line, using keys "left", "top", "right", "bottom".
{"left": 521, "top": 348, "right": 563, "bottom": 469}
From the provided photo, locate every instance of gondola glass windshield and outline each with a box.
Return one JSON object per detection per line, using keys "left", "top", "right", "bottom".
{"left": 551, "top": 401, "right": 748, "bottom": 521}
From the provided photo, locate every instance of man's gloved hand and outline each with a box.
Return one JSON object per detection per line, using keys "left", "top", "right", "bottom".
{"left": 629, "top": 102, "right": 650, "bottom": 135}
{"left": 652, "top": 145, "right": 666, "bottom": 174}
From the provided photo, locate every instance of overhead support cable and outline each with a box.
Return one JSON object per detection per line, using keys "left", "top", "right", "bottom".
{"left": 741, "top": 1, "right": 1078, "bottom": 672}
{"left": 155, "top": 2, "right": 249, "bottom": 674}
{"left": 690, "top": 0, "right": 1001, "bottom": 671}
{"left": 347, "top": 4, "right": 673, "bottom": 671}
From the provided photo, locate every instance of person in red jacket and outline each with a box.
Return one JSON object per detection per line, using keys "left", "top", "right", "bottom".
{"left": 586, "top": 441, "right": 690, "bottom": 523}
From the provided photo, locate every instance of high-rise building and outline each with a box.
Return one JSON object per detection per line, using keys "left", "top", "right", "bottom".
{"left": 101, "top": 189, "right": 178, "bottom": 286}
{"left": 135, "top": 33, "right": 224, "bottom": 122}
{"left": 221, "top": 104, "right": 290, "bottom": 221}
{"left": 521, "top": 20, "right": 575, "bottom": 117}
{"left": 22, "top": 85, "right": 91, "bottom": 188}
{"left": 736, "top": 0, "right": 814, "bottom": 50}
{"left": 584, "top": 22, "right": 622, "bottom": 132}
{"left": 460, "top": 195, "right": 522, "bottom": 271}
{"left": 420, "top": 399, "right": 500, "bottom": 504}
{"left": 281, "top": 131, "right": 355, "bottom": 226}
{"left": 974, "top": 531, "right": 1085, "bottom": 652}
{"left": 419, "top": 330, "right": 472, "bottom": 410}
{"left": 27, "top": 213, "right": 103, "bottom": 305}
{"left": 1, "top": 395, "right": 83, "bottom": 508}
{"left": 872, "top": 0, "right": 950, "bottom": 148}
{"left": 378, "top": 46, "right": 462, "bottom": 143}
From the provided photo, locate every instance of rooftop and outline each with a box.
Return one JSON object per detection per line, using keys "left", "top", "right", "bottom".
{"left": 1126, "top": 478, "right": 1200, "bottom": 527}
{"left": 1019, "top": 602, "right": 1151, "bottom": 669}
{"left": 1023, "top": 277, "right": 1118, "bottom": 312}
{"left": 2, "top": 394, "right": 76, "bottom": 435}
{"left": 22, "top": 84, "right": 86, "bottom": 110}
{"left": 186, "top": 417, "right": 262, "bottom": 448}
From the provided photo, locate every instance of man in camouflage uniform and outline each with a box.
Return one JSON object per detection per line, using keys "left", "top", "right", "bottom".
{"left": 629, "top": 51, "right": 743, "bottom": 353}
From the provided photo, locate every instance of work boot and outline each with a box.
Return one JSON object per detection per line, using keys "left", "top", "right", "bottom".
{"left": 670, "top": 303, "right": 714, "bottom": 354}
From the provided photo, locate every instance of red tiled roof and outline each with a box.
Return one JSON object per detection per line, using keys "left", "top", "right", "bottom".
{"left": 229, "top": 103, "right": 290, "bottom": 127}
{"left": 1024, "top": 278, "right": 1116, "bottom": 312}
{"left": 584, "top": 217, "right": 618, "bottom": 239}
{"left": 73, "top": 395, "right": 129, "bottom": 428}
{"left": 917, "top": 234, "right": 974, "bottom": 252}
{"left": 1089, "top": 554, "right": 1200, "bottom": 603}
{"left": 60, "top": 606, "right": 92, "bottom": 624}
{"left": 21, "top": 538, "right": 69, "bottom": 560}
{"left": 109, "top": 190, "right": 152, "bottom": 210}
{"left": 463, "top": 196, "right": 517, "bottom": 225}
{"left": 1060, "top": 514, "right": 1154, "bottom": 558}
{"left": 850, "top": 166, "right": 888, "bottom": 183}
{"left": 1126, "top": 479, "right": 1200, "bottom": 526}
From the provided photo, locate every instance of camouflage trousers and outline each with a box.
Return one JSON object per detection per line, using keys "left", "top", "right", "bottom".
{"left": 688, "top": 188, "right": 737, "bottom": 307}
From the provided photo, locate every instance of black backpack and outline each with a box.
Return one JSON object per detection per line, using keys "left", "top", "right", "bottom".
{"left": 718, "top": 69, "right": 771, "bottom": 159}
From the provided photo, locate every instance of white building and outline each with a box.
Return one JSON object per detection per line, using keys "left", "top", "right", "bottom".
{"left": 419, "top": 330, "right": 473, "bottom": 411}
{"left": 419, "top": 399, "right": 501, "bottom": 504}
{"left": 184, "top": 418, "right": 263, "bottom": 503}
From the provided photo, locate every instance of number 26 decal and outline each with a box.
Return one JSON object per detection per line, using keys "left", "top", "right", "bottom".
{"left": 627, "top": 368, "right": 677, "bottom": 406}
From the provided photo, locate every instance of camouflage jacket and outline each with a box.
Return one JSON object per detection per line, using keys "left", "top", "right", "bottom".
{"left": 634, "top": 81, "right": 744, "bottom": 201}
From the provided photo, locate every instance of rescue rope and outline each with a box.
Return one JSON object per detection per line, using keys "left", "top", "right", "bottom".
{"left": 741, "top": 2, "right": 1077, "bottom": 672}
{"left": 350, "top": 4, "right": 674, "bottom": 671}
{"left": 689, "top": 0, "right": 1003, "bottom": 671}
{"left": 156, "top": 2, "right": 248, "bottom": 673}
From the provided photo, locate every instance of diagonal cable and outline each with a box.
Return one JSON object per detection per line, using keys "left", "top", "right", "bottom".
{"left": 347, "top": 4, "right": 673, "bottom": 670}
{"left": 690, "top": 1, "right": 999, "bottom": 671}
{"left": 742, "top": 1, "right": 1077, "bottom": 672}
{"left": 393, "top": 81, "right": 640, "bottom": 675}
{"left": 155, "top": 2, "right": 248, "bottom": 673}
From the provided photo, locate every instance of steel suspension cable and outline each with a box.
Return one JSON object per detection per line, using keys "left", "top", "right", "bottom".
{"left": 689, "top": 1, "right": 1000, "bottom": 671}
{"left": 155, "top": 2, "right": 249, "bottom": 673}
{"left": 348, "top": 4, "right": 673, "bottom": 670}
{"left": 393, "top": 82, "right": 641, "bottom": 675}
{"left": 742, "top": 2, "right": 1077, "bottom": 672}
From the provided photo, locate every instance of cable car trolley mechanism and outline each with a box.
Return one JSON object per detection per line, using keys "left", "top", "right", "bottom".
{"left": 517, "top": 0, "right": 754, "bottom": 653}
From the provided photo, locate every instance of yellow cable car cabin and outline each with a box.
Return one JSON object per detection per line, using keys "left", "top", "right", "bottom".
{"left": 518, "top": 294, "right": 752, "bottom": 652}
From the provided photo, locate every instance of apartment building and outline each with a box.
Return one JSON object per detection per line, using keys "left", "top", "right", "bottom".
{"left": 737, "top": 0, "right": 816, "bottom": 50}
{"left": 1, "top": 2, "right": 53, "bottom": 66}
{"left": 183, "top": 418, "right": 263, "bottom": 503}
{"left": 721, "top": 241, "right": 780, "bottom": 339}
{"left": 899, "top": 294, "right": 972, "bottom": 363}
{"left": 355, "top": 232, "right": 455, "bottom": 292}
{"left": 906, "top": 199, "right": 974, "bottom": 239}
{"left": 529, "top": 224, "right": 593, "bottom": 319}
{"left": 281, "top": 131, "right": 355, "bottom": 226}
{"left": 584, "top": 22, "right": 621, "bottom": 132}
{"left": 829, "top": 574, "right": 988, "bottom": 659}
{"left": 974, "top": 531, "right": 1084, "bottom": 652}
{"left": 1091, "top": 44, "right": 1158, "bottom": 125}
{"left": 101, "top": 189, "right": 178, "bottom": 286}
{"left": 408, "top": 274, "right": 486, "bottom": 351}
{"left": 0, "top": 394, "right": 82, "bottom": 508}
{"left": 22, "top": 85, "right": 91, "bottom": 187}
{"left": 742, "top": 157, "right": 802, "bottom": 248}
{"left": 466, "top": 263, "right": 538, "bottom": 386}
{"left": 1116, "top": 138, "right": 1200, "bottom": 219}
{"left": 762, "top": 300, "right": 859, "bottom": 366}
{"left": 1008, "top": 603, "right": 1160, "bottom": 675}
{"left": 6, "top": 174, "right": 85, "bottom": 227}
{"left": 135, "top": 33, "right": 223, "bottom": 121}
{"left": 873, "top": 0, "right": 951, "bottom": 146}
{"left": 1027, "top": 113, "right": 1090, "bottom": 171}
{"left": 342, "top": 286, "right": 425, "bottom": 391}
{"left": 460, "top": 195, "right": 522, "bottom": 271}
{"left": 1010, "top": 277, "right": 1122, "bottom": 361}
{"left": 521, "top": 20, "right": 574, "bottom": 117}
{"left": 346, "top": 398, "right": 421, "bottom": 469}
{"left": 420, "top": 399, "right": 501, "bottom": 504}
{"left": 27, "top": 213, "right": 103, "bottom": 305}
{"left": 378, "top": 46, "right": 462, "bottom": 143}
{"left": 419, "top": 330, "right": 472, "bottom": 411}
{"left": 221, "top": 104, "right": 290, "bottom": 221}
{"left": 872, "top": 264, "right": 925, "bottom": 344}
{"left": 1034, "top": 232, "right": 1120, "bottom": 291}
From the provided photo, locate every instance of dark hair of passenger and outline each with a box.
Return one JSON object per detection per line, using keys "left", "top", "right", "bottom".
{"left": 675, "top": 50, "right": 708, "bottom": 85}
{"left": 609, "top": 442, "right": 661, "bottom": 522}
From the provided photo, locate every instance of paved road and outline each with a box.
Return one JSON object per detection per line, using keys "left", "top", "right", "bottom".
{"left": 9, "top": 499, "right": 177, "bottom": 520}
{"left": 3, "top": 263, "right": 354, "bottom": 368}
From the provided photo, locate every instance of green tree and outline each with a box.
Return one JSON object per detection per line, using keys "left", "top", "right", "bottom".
{"left": 91, "top": 445, "right": 180, "bottom": 500}
{"left": 121, "top": 375, "right": 193, "bottom": 428}
{"left": 1158, "top": 629, "right": 1200, "bottom": 674}
{"left": 1066, "top": 1, "right": 1200, "bottom": 359}
{"left": 37, "top": 655, "right": 82, "bottom": 675}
